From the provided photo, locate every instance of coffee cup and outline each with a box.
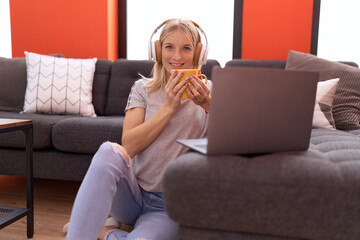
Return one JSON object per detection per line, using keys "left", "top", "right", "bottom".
{"left": 171, "top": 69, "right": 207, "bottom": 99}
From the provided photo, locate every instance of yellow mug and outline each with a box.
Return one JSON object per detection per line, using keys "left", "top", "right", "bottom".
{"left": 171, "top": 69, "right": 208, "bottom": 99}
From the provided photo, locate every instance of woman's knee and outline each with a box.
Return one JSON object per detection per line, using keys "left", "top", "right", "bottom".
{"left": 96, "top": 141, "right": 116, "bottom": 156}
{"left": 109, "top": 142, "right": 130, "bottom": 165}
{"left": 91, "top": 142, "right": 129, "bottom": 170}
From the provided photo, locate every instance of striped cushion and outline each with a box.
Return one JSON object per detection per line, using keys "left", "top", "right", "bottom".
{"left": 286, "top": 50, "right": 360, "bottom": 130}
{"left": 23, "top": 52, "right": 97, "bottom": 117}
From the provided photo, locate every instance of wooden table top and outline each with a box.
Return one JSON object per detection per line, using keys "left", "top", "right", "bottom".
{"left": 0, "top": 118, "right": 33, "bottom": 129}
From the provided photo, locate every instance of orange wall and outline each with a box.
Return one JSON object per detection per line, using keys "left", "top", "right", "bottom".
{"left": 242, "top": 0, "right": 313, "bottom": 60}
{"left": 10, "top": 0, "right": 118, "bottom": 60}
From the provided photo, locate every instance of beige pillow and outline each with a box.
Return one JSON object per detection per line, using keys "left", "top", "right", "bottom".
{"left": 313, "top": 78, "right": 339, "bottom": 129}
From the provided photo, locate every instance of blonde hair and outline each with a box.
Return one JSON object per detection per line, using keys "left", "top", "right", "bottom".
{"left": 145, "top": 19, "right": 202, "bottom": 92}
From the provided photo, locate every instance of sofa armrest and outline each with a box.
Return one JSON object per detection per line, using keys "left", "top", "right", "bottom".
{"left": 163, "top": 151, "right": 360, "bottom": 240}
{"left": 201, "top": 59, "right": 221, "bottom": 79}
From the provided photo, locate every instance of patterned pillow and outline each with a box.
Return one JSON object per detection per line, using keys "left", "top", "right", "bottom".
{"left": 286, "top": 50, "right": 360, "bottom": 130}
{"left": 313, "top": 78, "right": 339, "bottom": 129}
{"left": 23, "top": 52, "right": 97, "bottom": 117}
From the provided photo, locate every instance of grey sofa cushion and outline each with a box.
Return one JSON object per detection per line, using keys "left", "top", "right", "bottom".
{"left": 349, "top": 129, "right": 360, "bottom": 136}
{"left": 285, "top": 50, "right": 360, "bottom": 130}
{"left": 105, "top": 59, "right": 154, "bottom": 116}
{"left": 0, "top": 111, "right": 74, "bottom": 149}
{"left": 104, "top": 59, "right": 221, "bottom": 116}
{"left": 0, "top": 57, "right": 27, "bottom": 111}
{"left": 163, "top": 129, "right": 360, "bottom": 240}
{"left": 225, "top": 59, "right": 286, "bottom": 69}
{"left": 52, "top": 116, "right": 124, "bottom": 154}
{"left": 92, "top": 59, "right": 112, "bottom": 116}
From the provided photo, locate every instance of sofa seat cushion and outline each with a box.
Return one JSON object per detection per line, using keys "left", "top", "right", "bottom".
{"left": 163, "top": 129, "right": 360, "bottom": 240}
{"left": 52, "top": 116, "right": 124, "bottom": 154}
{"left": 310, "top": 129, "right": 360, "bottom": 162}
{"left": 0, "top": 111, "right": 74, "bottom": 149}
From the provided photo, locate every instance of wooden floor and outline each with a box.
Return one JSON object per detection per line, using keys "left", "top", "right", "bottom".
{"left": 0, "top": 175, "right": 81, "bottom": 240}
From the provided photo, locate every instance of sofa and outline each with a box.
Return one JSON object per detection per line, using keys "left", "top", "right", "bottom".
{"left": 163, "top": 54, "right": 360, "bottom": 240}
{"left": 0, "top": 56, "right": 220, "bottom": 181}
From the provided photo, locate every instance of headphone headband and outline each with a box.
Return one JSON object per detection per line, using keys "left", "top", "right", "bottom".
{"left": 148, "top": 19, "right": 209, "bottom": 65}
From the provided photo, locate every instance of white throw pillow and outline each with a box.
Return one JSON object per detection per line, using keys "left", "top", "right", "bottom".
{"left": 23, "top": 52, "right": 97, "bottom": 116}
{"left": 312, "top": 78, "right": 340, "bottom": 129}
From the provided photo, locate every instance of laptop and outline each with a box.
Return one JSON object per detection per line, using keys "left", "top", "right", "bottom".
{"left": 177, "top": 67, "right": 319, "bottom": 155}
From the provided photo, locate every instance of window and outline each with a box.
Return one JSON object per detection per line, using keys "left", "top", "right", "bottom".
{"left": 127, "top": 0, "right": 234, "bottom": 67}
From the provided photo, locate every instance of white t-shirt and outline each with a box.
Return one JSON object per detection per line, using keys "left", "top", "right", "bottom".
{"left": 125, "top": 78, "right": 212, "bottom": 192}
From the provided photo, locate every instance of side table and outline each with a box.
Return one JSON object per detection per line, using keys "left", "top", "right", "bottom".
{"left": 0, "top": 118, "right": 34, "bottom": 238}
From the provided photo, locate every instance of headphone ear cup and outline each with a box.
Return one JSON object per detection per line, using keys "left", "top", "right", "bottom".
{"left": 155, "top": 40, "right": 162, "bottom": 62}
{"left": 194, "top": 42, "right": 203, "bottom": 66}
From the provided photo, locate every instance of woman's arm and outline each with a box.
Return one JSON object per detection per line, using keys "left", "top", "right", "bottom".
{"left": 122, "top": 71, "right": 187, "bottom": 158}
{"left": 121, "top": 105, "right": 175, "bottom": 158}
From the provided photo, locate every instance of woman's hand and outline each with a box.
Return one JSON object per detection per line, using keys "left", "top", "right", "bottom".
{"left": 186, "top": 75, "right": 211, "bottom": 112}
{"left": 164, "top": 70, "right": 188, "bottom": 112}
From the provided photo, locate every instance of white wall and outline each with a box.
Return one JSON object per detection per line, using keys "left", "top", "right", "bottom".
{"left": 127, "top": 0, "right": 234, "bottom": 67}
{"left": 0, "top": 0, "right": 12, "bottom": 58}
{"left": 318, "top": 0, "right": 360, "bottom": 65}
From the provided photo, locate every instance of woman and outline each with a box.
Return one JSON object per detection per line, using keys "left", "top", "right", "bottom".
{"left": 66, "top": 18, "right": 212, "bottom": 240}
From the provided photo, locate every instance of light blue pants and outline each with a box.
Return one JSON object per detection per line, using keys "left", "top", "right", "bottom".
{"left": 66, "top": 142, "right": 178, "bottom": 240}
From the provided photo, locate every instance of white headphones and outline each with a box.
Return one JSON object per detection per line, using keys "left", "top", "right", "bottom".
{"left": 148, "top": 19, "right": 209, "bottom": 65}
